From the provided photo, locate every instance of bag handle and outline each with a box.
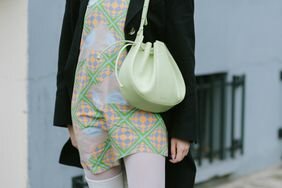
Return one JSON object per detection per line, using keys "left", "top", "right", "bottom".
{"left": 98, "top": 0, "right": 150, "bottom": 87}
{"left": 136, "top": 0, "right": 150, "bottom": 36}
{"left": 111, "top": 0, "right": 151, "bottom": 87}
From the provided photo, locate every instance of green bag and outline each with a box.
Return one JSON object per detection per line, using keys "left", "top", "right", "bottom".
{"left": 99, "top": 0, "right": 186, "bottom": 112}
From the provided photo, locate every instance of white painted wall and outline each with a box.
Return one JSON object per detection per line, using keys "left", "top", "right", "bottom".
{"left": 0, "top": 0, "right": 28, "bottom": 188}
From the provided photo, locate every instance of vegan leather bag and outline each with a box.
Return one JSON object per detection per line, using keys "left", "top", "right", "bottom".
{"left": 99, "top": 0, "right": 186, "bottom": 112}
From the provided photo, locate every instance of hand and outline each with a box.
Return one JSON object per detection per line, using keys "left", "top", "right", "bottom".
{"left": 169, "top": 137, "right": 190, "bottom": 163}
{"left": 67, "top": 125, "right": 78, "bottom": 149}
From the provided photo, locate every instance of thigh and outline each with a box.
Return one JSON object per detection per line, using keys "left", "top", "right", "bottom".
{"left": 73, "top": 118, "right": 122, "bottom": 175}
{"left": 123, "top": 152, "right": 165, "bottom": 188}
{"left": 74, "top": 125, "right": 123, "bottom": 180}
{"left": 73, "top": 123, "right": 108, "bottom": 169}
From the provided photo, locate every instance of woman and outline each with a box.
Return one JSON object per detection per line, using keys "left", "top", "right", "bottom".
{"left": 53, "top": 0, "right": 198, "bottom": 187}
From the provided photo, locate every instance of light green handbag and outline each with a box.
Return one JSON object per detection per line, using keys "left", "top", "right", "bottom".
{"left": 99, "top": 0, "right": 186, "bottom": 113}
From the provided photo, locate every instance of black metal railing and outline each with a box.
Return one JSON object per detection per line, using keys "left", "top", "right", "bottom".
{"left": 191, "top": 73, "right": 246, "bottom": 166}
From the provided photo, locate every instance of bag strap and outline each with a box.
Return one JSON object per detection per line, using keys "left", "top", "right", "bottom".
{"left": 137, "top": 0, "right": 150, "bottom": 36}
{"left": 112, "top": 0, "right": 151, "bottom": 87}
{"left": 98, "top": 0, "right": 150, "bottom": 57}
{"left": 98, "top": 0, "right": 150, "bottom": 84}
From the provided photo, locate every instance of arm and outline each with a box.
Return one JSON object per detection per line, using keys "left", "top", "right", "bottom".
{"left": 165, "top": 0, "right": 198, "bottom": 144}
{"left": 53, "top": 0, "right": 79, "bottom": 128}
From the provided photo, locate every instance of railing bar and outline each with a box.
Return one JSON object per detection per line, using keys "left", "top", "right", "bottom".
{"left": 219, "top": 76, "right": 226, "bottom": 160}
{"left": 240, "top": 75, "right": 246, "bottom": 155}
{"left": 209, "top": 77, "right": 214, "bottom": 162}
{"left": 230, "top": 76, "right": 236, "bottom": 158}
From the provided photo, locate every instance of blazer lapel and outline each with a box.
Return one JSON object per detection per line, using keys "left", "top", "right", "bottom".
{"left": 124, "top": 0, "right": 144, "bottom": 27}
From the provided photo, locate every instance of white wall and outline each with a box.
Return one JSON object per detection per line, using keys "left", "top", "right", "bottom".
{"left": 195, "top": 0, "right": 282, "bottom": 182}
{"left": 0, "top": 0, "right": 28, "bottom": 188}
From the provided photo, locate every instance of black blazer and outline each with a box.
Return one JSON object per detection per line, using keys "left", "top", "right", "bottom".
{"left": 53, "top": 0, "right": 198, "bottom": 187}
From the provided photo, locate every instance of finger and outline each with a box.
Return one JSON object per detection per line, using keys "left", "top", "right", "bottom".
{"left": 170, "top": 139, "right": 176, "bottom": 160}
{"left": 175, "top": 143, "right": 185, "bottom": 162}
{"left": 170, "top": 142, "right": 184, "bottom": 163}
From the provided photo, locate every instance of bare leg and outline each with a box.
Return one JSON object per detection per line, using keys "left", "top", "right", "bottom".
{"left": 123, "top": 152, "right": 165, "bottom": 188}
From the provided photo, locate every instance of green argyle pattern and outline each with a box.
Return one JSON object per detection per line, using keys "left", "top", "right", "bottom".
{"left": 70, "top": 0, "right": 168, "bottom": 174}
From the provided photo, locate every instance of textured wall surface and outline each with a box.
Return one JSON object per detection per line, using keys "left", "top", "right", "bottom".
{"left": 0, "top": 0, "right": 28, "bottom": 187}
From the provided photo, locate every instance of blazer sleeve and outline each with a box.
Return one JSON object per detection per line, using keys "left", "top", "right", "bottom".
{"left": 53, "top": 0, "right": 79, "bottom": 128}
{"left": 164, "top": 0, "right": 198, "bottom": 144}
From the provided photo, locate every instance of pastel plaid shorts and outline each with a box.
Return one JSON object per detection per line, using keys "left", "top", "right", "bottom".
{"left": 70, "top": 0, "right": 168, "bottom": 174}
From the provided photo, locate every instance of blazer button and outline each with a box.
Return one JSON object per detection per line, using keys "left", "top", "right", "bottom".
{"left": 128, "top": 27, "right": 136, "bottom": 35}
